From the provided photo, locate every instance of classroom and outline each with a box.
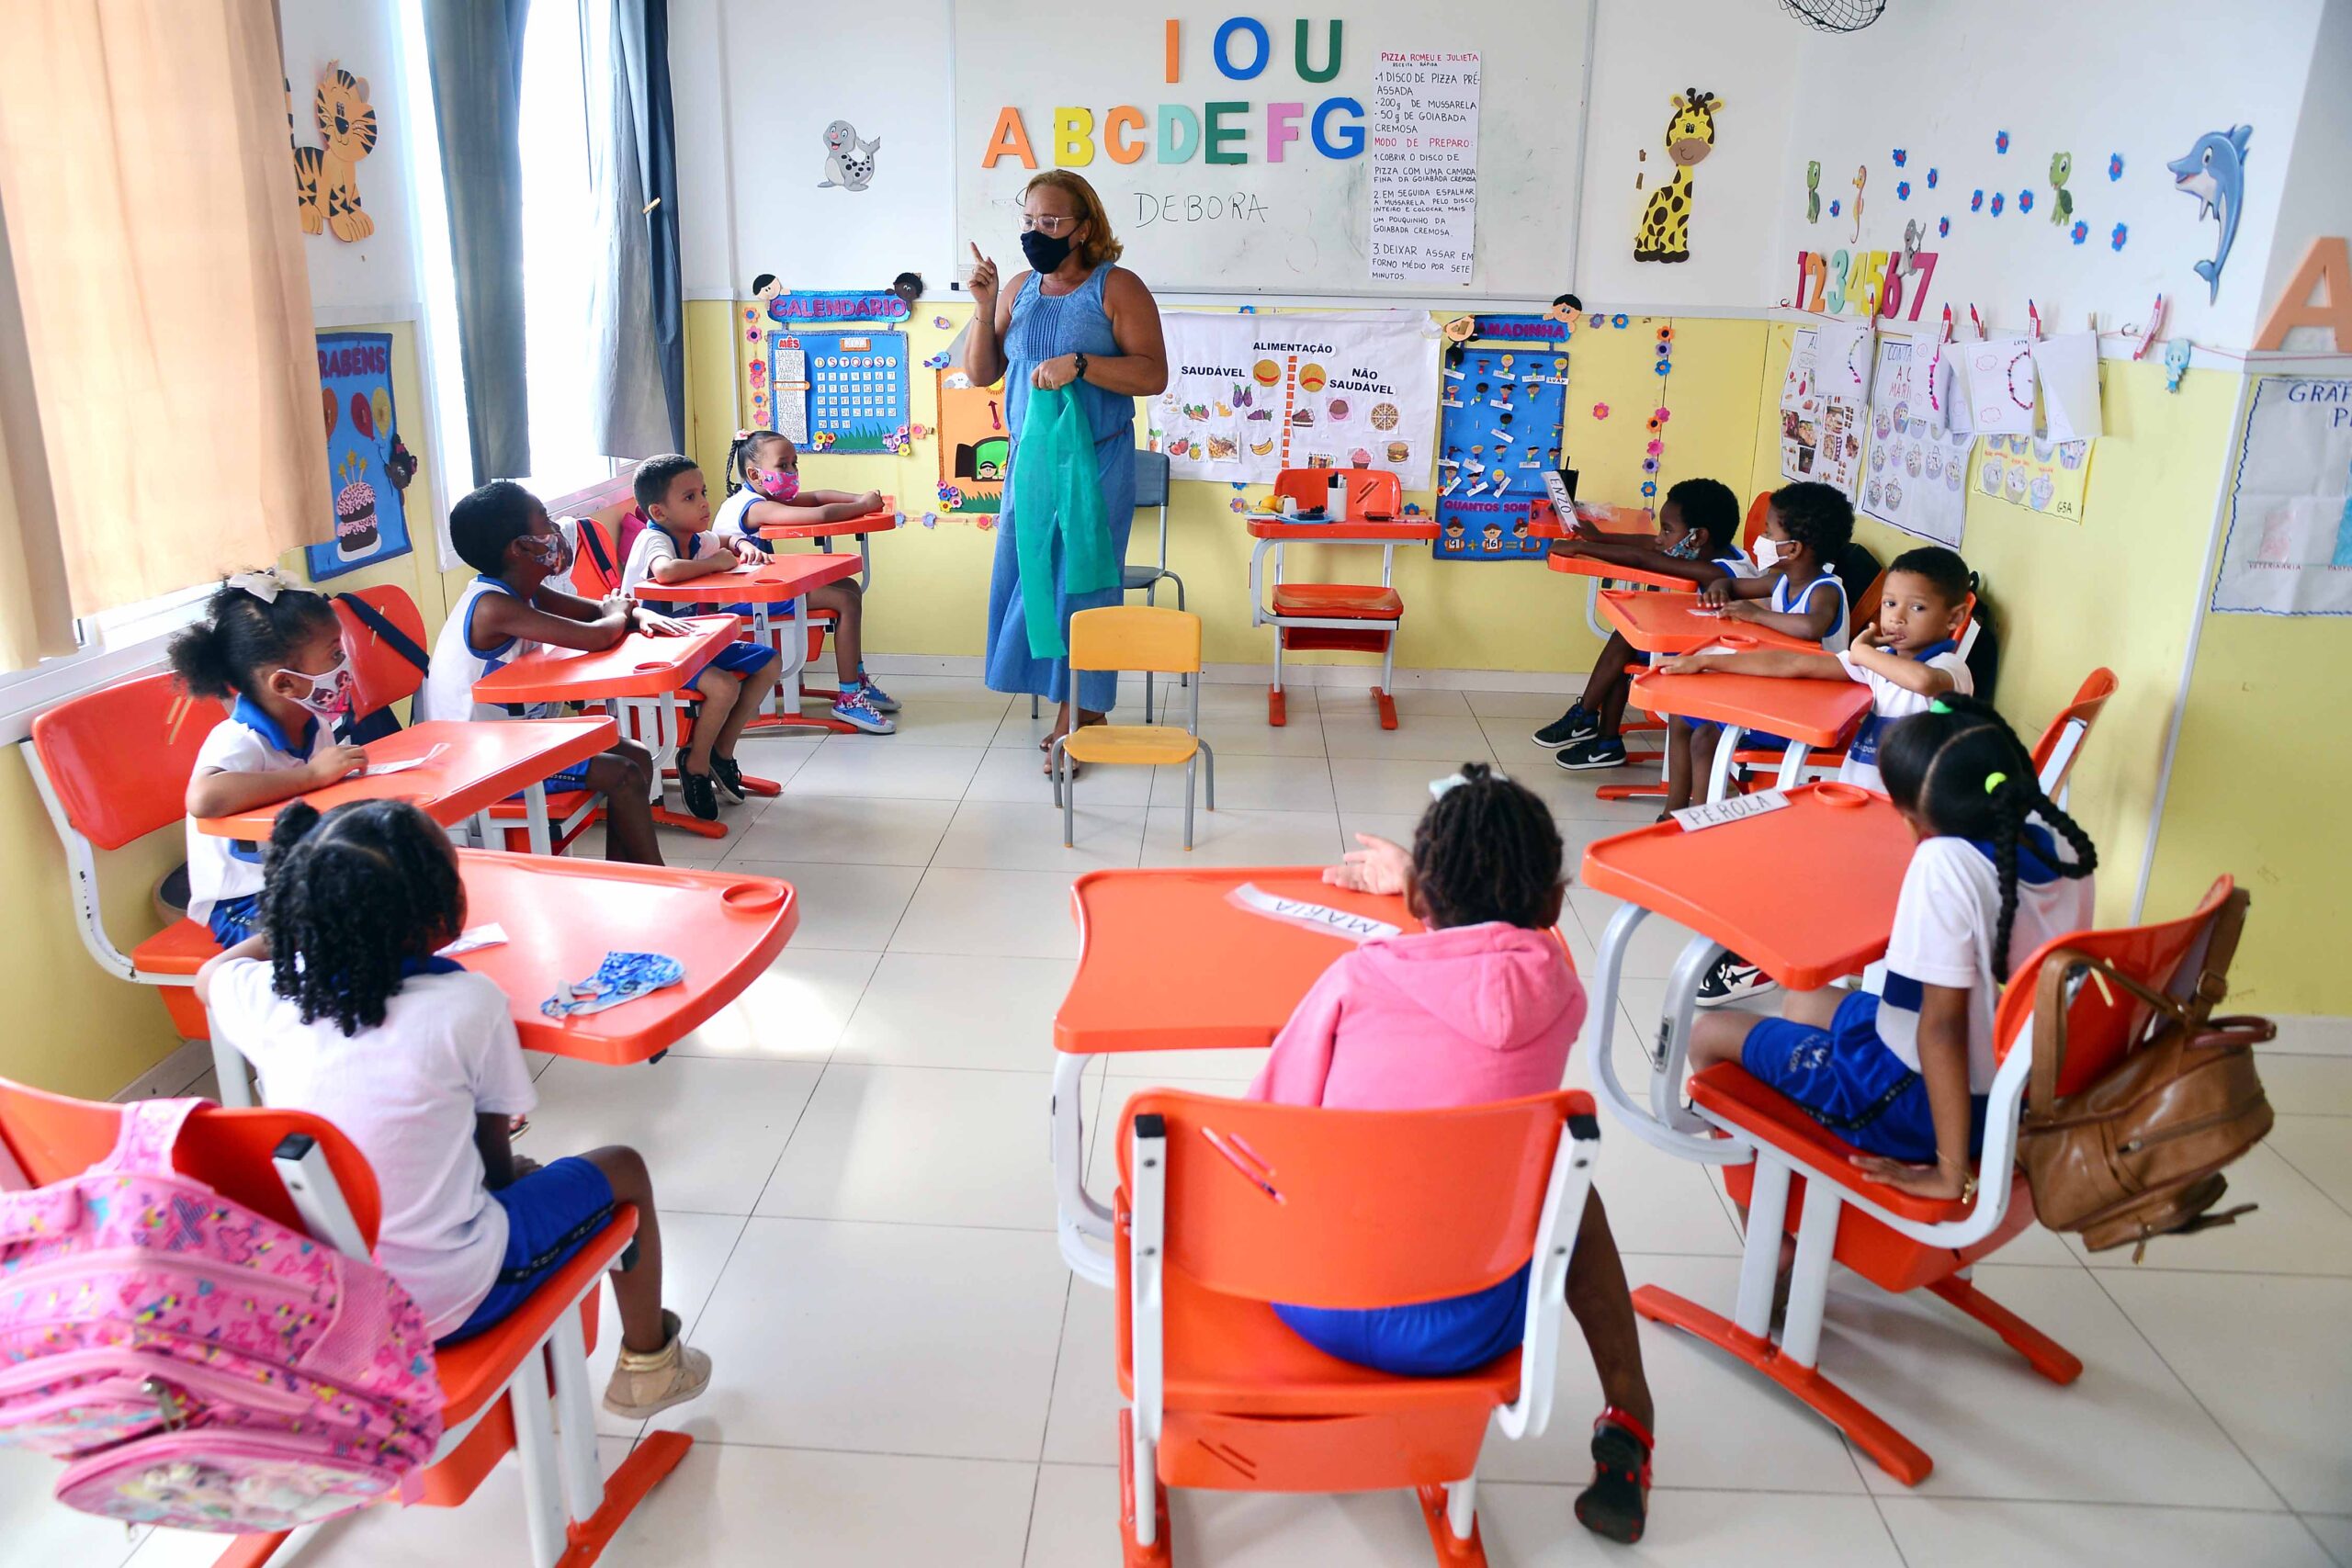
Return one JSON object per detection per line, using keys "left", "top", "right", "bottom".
{"left": 0, "top": 0, "right": 2346, "bottom": 1563}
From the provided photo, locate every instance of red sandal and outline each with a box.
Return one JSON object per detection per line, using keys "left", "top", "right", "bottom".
{"left": 1574, "top": 1405, "right": 1653, "bottom": 1544}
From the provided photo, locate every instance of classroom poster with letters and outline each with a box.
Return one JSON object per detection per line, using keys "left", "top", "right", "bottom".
{"left": 309, "top": 331, "right": 413, "bottom": 581}
{"left": 1780, "top": 320, "right": 1871, "bottom": 499}
{"left": 1150, "top": 311, "right": 1440, "bottom": 486}
{"left": 1861, "top": 335, "right": 1972, "bottom": 547}
{"left": 2210, "top": 377, "right": 2352, "bottom": 616}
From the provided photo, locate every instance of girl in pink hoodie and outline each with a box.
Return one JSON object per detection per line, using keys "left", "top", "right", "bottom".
{"left": 1248, "top": 763, "right": 1657, "bottom": 1544}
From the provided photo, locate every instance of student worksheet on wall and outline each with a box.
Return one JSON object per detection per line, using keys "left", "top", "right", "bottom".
{"left": 952, "top": 2, "right": 1591, "bottom": 299}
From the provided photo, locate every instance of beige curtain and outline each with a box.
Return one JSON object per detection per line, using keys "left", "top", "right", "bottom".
{"left": 0, "top": 0, "right": 323, "bottom": 649}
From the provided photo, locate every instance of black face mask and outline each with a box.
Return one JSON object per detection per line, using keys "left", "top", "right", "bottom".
{"left": 1020, "top": 229, "right": 1075, "bottom": 273}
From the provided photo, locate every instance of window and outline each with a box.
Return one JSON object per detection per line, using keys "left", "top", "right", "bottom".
{"left": 518, "top": 0, "right": 611, "bottom": 490}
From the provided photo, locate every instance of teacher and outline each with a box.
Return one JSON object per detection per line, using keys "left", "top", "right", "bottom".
{"left": 965, "top": 170, "right": 1168, "bottom": 769}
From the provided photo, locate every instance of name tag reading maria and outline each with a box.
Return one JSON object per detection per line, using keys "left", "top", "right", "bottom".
{"left": 1228, "top": 883, "right": 1402, "bottom": 943}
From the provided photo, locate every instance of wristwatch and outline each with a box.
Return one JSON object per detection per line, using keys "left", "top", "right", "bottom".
{"left": 1071, "top": 352, "right": 1089, "bottom": 384}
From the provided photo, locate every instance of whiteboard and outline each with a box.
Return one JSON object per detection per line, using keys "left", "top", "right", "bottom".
{"left": 951, "top": 1, "right": 1591, "bottom": 300}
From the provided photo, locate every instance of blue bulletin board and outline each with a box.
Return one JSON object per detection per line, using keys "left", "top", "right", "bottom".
{"left": 764, "top": 329, "right": 910, "bottom": 455}
{"left": 308, "top": 331, "right": 413, "bottom": 581}
{"left": 1434, "top": 318, "right": 1572, "bottom": 562}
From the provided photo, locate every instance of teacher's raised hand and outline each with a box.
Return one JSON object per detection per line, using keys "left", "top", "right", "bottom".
{"left": 967, "top": 242, "right": 1000, "bottom": 312}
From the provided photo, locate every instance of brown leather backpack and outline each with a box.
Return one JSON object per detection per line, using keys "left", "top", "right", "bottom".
{"left": 2018, "top": 888, "right": 2274, "bottom": 1260}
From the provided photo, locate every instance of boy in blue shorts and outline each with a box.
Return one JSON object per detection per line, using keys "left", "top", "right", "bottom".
{"left": 620, "top": 454, "right": 793, "bottom": 819}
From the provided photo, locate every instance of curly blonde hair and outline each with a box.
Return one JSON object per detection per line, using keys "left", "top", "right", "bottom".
{"left": 1022, "top": 170, "right": 1124, "bottom": 268}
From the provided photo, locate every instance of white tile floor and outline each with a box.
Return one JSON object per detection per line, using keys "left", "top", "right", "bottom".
{"left": 14, "top": 674, "right": 2349, "bottom": 1566}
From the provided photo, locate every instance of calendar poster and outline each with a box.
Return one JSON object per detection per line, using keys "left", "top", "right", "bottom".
{"left": 763, "top": 329, "right": 908, "bottom": 455}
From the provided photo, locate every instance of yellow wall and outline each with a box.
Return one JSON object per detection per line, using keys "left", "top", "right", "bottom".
{"left": 2143, "top": 377, "right": 2344, "bottom": 1012}
{"left": 684, "top": 300, "right": 1773, "bottom": 677}
{"left": 2, "top": 320, "right": 451, "bottom": 1100}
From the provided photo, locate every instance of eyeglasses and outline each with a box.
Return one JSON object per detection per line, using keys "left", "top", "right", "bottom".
{"left": 1020, "top": 213, "right": 1079, "bottom": 235}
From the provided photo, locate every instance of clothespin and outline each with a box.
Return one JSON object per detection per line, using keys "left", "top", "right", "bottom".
{"left": 1968, "top": 303, "right": 1984, "bottom": 339}
{"left": 2130, "top": 293, "right": 2167, "bottom": 361}
{"left": 2028, "top": 299, "right": 2044, "bottom": 341}
{"left": 1939, "top": 303, "right": 1954, "bottom": 343}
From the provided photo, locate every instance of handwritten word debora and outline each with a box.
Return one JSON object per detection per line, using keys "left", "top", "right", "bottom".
{"left": 1134, "top": 191, "right": 1271, "bottom": 226}
{"left": 980, "top": 17, "right": 1363, "bottom": 169}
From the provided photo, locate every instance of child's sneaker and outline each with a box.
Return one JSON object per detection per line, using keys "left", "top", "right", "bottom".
{"left": 1532, "top": 704, "right": 1597, "bottom": 748}
{"left": 1554, "top": 737, "right": 1627, "bottom": 771}
{"left": 854, "top": 675, "right": 900, "bottom": 713}
{"left": 831, "top": 686, "right": 896, "bottom": 734}
{"left": 708, "top": 754, "right": 748, "bottom": 802}
{"left": 1695, "top": 951, "right": 1777, "bottom": 1007}
{"left": 1574, "top": 1408, "right": 1652, "bottom": 1543}
{"left": 601, "top": 1309, "right": 712, "bottom": 1420}
{"left": 679, "top": 769, "right": 719, "bottom": 821}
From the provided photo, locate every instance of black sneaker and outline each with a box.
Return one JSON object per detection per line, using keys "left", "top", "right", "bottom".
{"left": 1532, "top": 704, "right": 1598, "bottom": 747}
{"left": 1574, "top": 1414, "right": 1652, "bottom": 1544}
{"left": 679, "top": 769, "right": 719, "bottom": 821}
{"left": 709, "top": 754, "right": 748, "bottom": 802}
{"left": 1696, "top": 951, "right": 1778, "bottom": 1008}
{"left": 1554, "top": 737, "right": 1628, "bottom": 771}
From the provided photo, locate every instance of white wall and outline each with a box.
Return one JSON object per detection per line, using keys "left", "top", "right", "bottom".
{"left": 1766, "top": 0, "right": 2326, "bottom": 347}
{"left": 1570, "top": 0, "right": 1799, "bottom": 310}
{"left": 278, "top": 0, "right": 424, "bottom": 323}
{"left": 2257, "top": 0, "right": 2352, "bottom": 352}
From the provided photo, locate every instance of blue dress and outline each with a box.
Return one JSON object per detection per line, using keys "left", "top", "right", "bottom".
{"left": 984, "top": 266, "right": 1136, "bottom": 713}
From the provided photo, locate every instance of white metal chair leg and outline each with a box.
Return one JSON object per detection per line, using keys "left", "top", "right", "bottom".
{"left": 1446, "top": 1475, "right": 1477, "bottom": 1540}
{"left": 548, "top": 1307, "right": 607, "bottom": 1525}
{"left": 1130, "top": 1427, "right": 1159, "bottom": 1548}
{"left": 210, "top": 1034, "right": 254, "bottom": 1110}
{"left": 1732, "top": 1158, "right": 1792, "bottom": 1337}
{"left": 511, "top": 1346, "right": 571, "bottom": 1568}
{"left": 1054, "top": 738, "right": 1075, "bottom": 846}
{"left": 1777, "top": 1178, "right": 1845, "bottom": 1367}
{"left": 1199, "top": 739, "right": 1216, "bottom": 812}
{"left": 1705, "top": 721, "right": 1746, "bottom": 803}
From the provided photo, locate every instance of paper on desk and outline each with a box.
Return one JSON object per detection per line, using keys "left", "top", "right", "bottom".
{"left": 364, "top": 743, "right": 447, "bottom": 777}
{"left": 1228, "top": 883, "right": 1402, "bottom": 943}
{"left": 436, "top": 922, "right": 509, "bottom": 957}
{"left": 1670, "top": 791, "right": 1792, "bottom": 832}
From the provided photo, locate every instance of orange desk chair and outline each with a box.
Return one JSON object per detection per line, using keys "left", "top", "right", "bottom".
{"left": 2030, "top": 667, "right": 2117, "bottom": 808}
{"left": 1256, "top": 468, "right": 1408, "bottom": 728}
{"left": 1052, "top": 607, "right": 1215, "bottom": 849}
{"left": 1589, "top": 877, "right": 2238, "bottom": 1484}
{"left": 0, "top": 1078, "right": 684, "bottom": 1568}
{"left": 1113, "top": 1088, "right": 1600, "bottom": 1568}
{"left": 331, "top": 585, "right": 606, "bottom": 856}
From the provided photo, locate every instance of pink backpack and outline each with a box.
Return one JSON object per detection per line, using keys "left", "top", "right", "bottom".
{"left": 0, "top": 1099, "right": 444, "bottom": 1532}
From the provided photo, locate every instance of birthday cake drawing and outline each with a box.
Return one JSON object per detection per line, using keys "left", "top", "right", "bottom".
{"left": 334, "top": 452, "right": 379, "bottom": 559}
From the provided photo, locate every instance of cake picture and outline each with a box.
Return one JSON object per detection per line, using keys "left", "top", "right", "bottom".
{"left": 1370, "top": 402, "right": 1399, "bottom": 430}
{"left": 1350, "top": 447, "right": 1372, "bottom": 468}
{"left": 333, "top": 450, "right": 379, "bottom": 559}
{"left": 1385, "top": 441, "right": 1409, "bottom": 463}
{"left": 1291, "top": 407, "right": 1316, "bottom": 427}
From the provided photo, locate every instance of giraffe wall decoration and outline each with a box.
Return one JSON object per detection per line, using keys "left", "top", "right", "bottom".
{"left": 1634, "top": 89, "right": 1725, "bottom": 264}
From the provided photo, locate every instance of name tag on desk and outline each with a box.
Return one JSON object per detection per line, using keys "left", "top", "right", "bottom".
{"left": 1670, "top": 790, "right": 1792, "bottom": 832}
{"left": 1228, "top": 883, "right": 1402, "bottom": 943}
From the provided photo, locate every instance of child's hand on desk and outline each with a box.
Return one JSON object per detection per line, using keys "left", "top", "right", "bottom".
{"left": 1848, "top": 1152, "right": 1971, "bottom": 1201}
{"left": 307, "top": 743, "right": 368, "bottom": 785}
{"left": 635, "top": 611, "right": 692, "bottom": 637}
{"left": 1653, "top": 653, "right": 1716, "bottom": 677}
{"left": 1325, "top": 833, "right": 1410, "bottom": 897}
{"left": 1698, "top": 578, "right": 1735, "bottom": 608}
{"left": 858, "top": 490, "right": 884, "bottom": 513}
{"left": 1546, "top": 535, "right": 1589, "bottom": 558}
{"left": 725, "top": 536, "right": 764, "bottom": 564}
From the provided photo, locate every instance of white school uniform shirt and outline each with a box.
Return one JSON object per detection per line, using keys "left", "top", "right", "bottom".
{"left": 620, "top": 521, "right": 724, "bottom": 596}
{"left": 1770, "top": 570, "right": 1851, "bottom": 654}
{"left": 206, "top": 956, "right": 538, "bottom": 1339}
{"left": 1869, "top": 829, "right": 2095, "bottom": 1094}
{"left": 1837, "top": 639, "right": 1973, "bottom": 792}
{"left": 414, "top": 578, "right": 558, "bottom": 723}
{"left": 711, "top": 487, "right": 761, "bottom": 544}
{"left": 185, "top": 697, "right": 328, "bottom": 928}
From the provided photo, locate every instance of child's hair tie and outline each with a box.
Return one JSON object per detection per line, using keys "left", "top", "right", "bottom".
{"left": 1928, "top": 698, "right": 1952, "bottom": 714}
{"left": 732, "top": 428, "right": 752, "bottom": 443}
{"left": 1984, "top": 771, "right": 2009, "bottom": 794}
{"left": 1429, "top": 765, "right": 1506, "bottom": 801}
{"left": 225, "top": 568, "right": 284, "bottom": 603}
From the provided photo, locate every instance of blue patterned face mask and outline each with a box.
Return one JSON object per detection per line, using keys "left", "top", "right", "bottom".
{"left": 540, "top": 952, "right": 684, "bottom": 1020}
{"left": 1664, "top": 530, "right": 1703, "bottom": 560}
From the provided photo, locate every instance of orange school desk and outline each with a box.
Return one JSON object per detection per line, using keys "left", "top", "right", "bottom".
{"left": 192, "top": 716, "right": 615, "bottom": 859}
{"left": 1245, "top": 513, "right": 1440, "bottom": 731}
{"left": 748, "top": 495, "right": 897, "bottom": 590}
{"left": 1053, "top": 866, "right": 1423, "bottom": 1285}
{"left": 1577, "top": 780, "right": 1912, "bottom": 1154}
{"left": 1599, "top": 590, "right": 1821, "bottom": 657}
{"left": 471, "top": 615, "right": 747, "bottom": 840}
{"left": 1628, "top": 665, "right": 1871, "bottom": 803}
{"left": 636, "top": 552, "right": 865, "bottom": 738}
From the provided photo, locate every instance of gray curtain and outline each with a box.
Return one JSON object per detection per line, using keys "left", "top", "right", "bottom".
{"left": 423, "top": 0, "right": 532, "bottom": 483}
{"left": 589, "top": 0, "right": 684, "bottom": 458}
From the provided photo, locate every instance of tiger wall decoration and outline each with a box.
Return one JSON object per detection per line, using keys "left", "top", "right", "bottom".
{"left": 288, "top": 62, "right": 377, "bottom": 243}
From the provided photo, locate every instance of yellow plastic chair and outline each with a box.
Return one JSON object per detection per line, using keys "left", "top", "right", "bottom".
{"left": 1052, "top": 606, "right": 1216, "bottom": 849}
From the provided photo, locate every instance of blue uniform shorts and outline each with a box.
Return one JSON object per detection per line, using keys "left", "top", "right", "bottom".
{"left": 440, "top": 1156, "right": 616, "bottom": 1344}
{"left": 1273, "top": 1265, "right": 1531, "bottom": 1378}
{"left": 1740, "top": 991, "right": 1985, "bottom": 1163}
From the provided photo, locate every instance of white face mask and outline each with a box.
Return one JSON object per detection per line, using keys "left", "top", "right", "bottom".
{"left": 1751, "top": 536, "right": 1783, "bottom": 571}
{"left": 276, "top": 649, "right": 355, "bottom": 718}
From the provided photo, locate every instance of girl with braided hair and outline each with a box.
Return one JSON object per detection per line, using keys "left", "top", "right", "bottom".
{"left": 195, "top": 800, "right": 714, "bottom": 1417}
{"left": 1259, "top": 763, "right": 1658, "bottom": 1544}
{"left": 1689, "top": 694, "right": 2097, "bottom": 1203}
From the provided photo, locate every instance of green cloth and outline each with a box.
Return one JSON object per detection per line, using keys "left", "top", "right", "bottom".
{"left": 1010, "top": 384, "right": 1118, "bottom": 658}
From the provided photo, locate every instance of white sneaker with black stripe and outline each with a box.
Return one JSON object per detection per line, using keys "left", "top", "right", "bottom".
{"left": 1695, "top": 952, "right": 1778, "bottom": 1008}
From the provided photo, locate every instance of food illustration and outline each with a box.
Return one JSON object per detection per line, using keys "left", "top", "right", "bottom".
{"left": 1250, "top": 436, "right": 1275, "bottom": 456}
{"left": 1214, "top": 401, "right": 1232, "bottom": 418}
{"left": 1328, "top": 397, "right": 1351, "bottom": 420}
{"left": 1246, "top": 407, "right": 1272, "bottom": 421}
{"left": 1298, "top": 363, "right": 1327, "bottom": 391}
{"left": 332, "top": 451, "right": 379, "bottom": 559}
{"left": 1306, "top": 453, "right": 1333, "bottom": 468}
{"left": 1291, "top": 407, "right": 1317, "bottom": 427}
{"left": 1905, "top": 446, "right": 1921, "bottom": 478}
{"left": 1370, "top": 401, "right": 1399, "bottom": 430}
{"left": 2005, "top": 464, "right": 2028, "bottom": 502}
{"left": 1253, "top": 358, "right": 1281, "bottom": 387}
{"left": 1206, "top": 434, "right": 1239, "bottom": 461}
{"left": 1350, "top": 447, "right": 1372, "bottom": 468}
{"left": 1385, "top": 441, "right": 1409, "bottom": 463}
{"left": 322, "top": 388, "right": 337, "bottom": 436}
{"left": 2029, "top": 473, "right": 2054, "bottom": 510}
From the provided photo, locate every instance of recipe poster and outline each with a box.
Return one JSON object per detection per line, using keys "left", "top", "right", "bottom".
{"left": 1150, "top": 310, "right": 1441, "bottom": 486}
